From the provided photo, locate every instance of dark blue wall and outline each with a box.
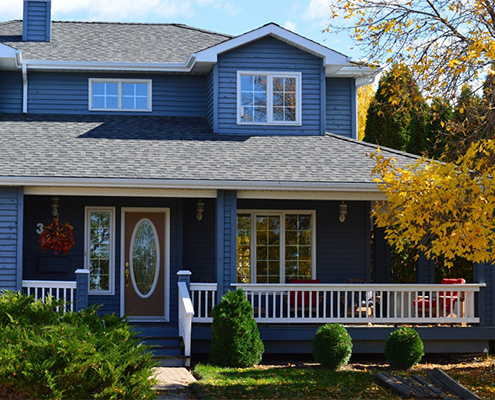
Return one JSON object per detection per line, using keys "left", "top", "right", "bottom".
{"left": 236, "top": 199, "right": 372, "bottom": 283}
{"left": 182, "top": 198, "right": 216, "bottom": 281}
{"left": 326, "top": 77, "right": 355, "bottom": 138}
{"left": 0, "top": 72, "right": 23, "bottom": 114}
{"left": 22, "top": 195, "right": 181, "bottom": 320}
{"left": 26, "top": 72, "right": 208, "bottom": 117}
{"left": 216, "top": 36, "right": 324, "bottom": 136}
{"left": 0, "top": 188, "right": 22, "bottom": 291}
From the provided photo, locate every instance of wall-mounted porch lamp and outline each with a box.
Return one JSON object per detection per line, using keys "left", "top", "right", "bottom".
{"left": 51, "top": 196, "right": 59, "bottom": 217}
{"left": 196, "top": 199, "right": 204, "bottom": 221}
{"left": 339, "top": 201, "right": 347, "bottom": 222}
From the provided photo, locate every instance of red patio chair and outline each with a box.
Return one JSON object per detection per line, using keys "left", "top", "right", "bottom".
{"left": 413, "top": 278, "right": 466, "bottom": 317}
{"left": 289, "top": 279, "right": 320, "bottom": 313}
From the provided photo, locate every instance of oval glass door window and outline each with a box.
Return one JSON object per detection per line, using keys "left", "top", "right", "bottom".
{"left": 130, "top": 218, "right": 160, "bottom": 298}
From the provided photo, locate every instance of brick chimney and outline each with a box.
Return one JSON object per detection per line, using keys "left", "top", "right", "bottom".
{"left": 23, "top": 0, "right": 52, "bottom": 42}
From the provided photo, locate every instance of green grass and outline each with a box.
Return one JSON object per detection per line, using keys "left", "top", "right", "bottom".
{"left": 192, "top": 357, "right": 495, "bottom": 400}
{"left": 192, "top": 364, "right": 392, "bottom": 400}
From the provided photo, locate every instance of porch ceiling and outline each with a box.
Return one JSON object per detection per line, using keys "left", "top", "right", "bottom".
{"left": 0, "top": 114, "right": 418, "bottom": 191}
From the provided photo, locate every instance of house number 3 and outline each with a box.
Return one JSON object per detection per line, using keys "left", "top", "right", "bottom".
{"left": 36, "top": 222, "right": 44, "bottom": 235}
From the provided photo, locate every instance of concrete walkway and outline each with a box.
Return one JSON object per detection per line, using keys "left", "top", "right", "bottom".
{"left": 153, "top": 367, "right": 197, "bottom": 400}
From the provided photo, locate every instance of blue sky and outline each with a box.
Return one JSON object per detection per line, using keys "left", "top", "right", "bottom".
{"left": 1, "top": 0, "right": 364, "bottom": 61}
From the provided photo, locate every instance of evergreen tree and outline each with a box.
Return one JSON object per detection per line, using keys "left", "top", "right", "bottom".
{"left": 364, "top": 64, "right": 426, "bottom": 152}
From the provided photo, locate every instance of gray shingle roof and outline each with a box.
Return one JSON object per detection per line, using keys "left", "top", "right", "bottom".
{"left": 0, "top": 114, "right": 417, "bottom": 187}
{"left": 0, "top": 21, "right": 231, "bottom": 63}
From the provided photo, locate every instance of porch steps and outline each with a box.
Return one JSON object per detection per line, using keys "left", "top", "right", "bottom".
{"left": 132, "top": 324, "right": 188, "bottom": 367}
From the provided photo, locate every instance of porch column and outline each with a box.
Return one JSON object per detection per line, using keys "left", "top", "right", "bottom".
{"left": 416, "top": 253, "right": 435, "bottom": 283}
{"left": 75, "top": 269, "right": 89, "bottom": 312}
{"left": 474, "top": 263, "right": 495, "bottom": 327}
{"left": 215, "top": 190, "right": 237, "bottom": 301}
{"left": 0, "top": 187, "right": 23, "bottom": 292}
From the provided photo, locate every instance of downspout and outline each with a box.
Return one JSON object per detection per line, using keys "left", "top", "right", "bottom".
{"left": 22, "top": 63, "right": 28, "bottom": 114}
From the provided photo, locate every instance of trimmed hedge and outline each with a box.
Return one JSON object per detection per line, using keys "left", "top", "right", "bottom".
{"left": 385, "top": 327, "right": 424, "bottom": 369}
{"left": 0, "top": 291, "right": 157, "bottom": 399}
{"left": 209, "top": 289, "right": 264, "bottom": 367}
{"left": 312, "top": 324, "right": 353, "bottom": 370}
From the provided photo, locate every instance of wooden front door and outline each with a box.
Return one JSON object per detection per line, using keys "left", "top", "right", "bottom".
{"left": 123, "top": 208, "right": 168, "bottom": 321}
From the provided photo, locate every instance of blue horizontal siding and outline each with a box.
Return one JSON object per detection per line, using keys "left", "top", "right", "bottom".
{"left": 0, "top": 188, "right": 21, "bottom": 291}
{"left": 0, "top": 72, "right": 23, "bottom": 113}
{"left": 326, "top": 77, "right": 354, "bottom": 138}
{"left": 217, "top": 36, "right": 323, "bottom": 135}
{"left": 27, "top": 72, "right": 207, "bottom": 117}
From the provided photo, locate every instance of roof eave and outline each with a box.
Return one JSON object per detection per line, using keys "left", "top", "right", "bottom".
{"left": 0, "top": 176, "right": 380, "bottom": 192}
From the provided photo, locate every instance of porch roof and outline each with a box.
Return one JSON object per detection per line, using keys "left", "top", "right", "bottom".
{"left": 0, "top": 114, "right": 418, "bottom": 190}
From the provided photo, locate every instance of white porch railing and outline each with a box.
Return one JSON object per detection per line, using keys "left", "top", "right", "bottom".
{"left": 22, "top": 280, "right": 77, "bottom": 313}
{"left": 232, "top": 283, "right": 484, "bottom": 324}
{"left": 190, "top": 282, "right": 218, "bottom": 323}
{"left": 177, "top": 281, "right": 194, "bottom": 367}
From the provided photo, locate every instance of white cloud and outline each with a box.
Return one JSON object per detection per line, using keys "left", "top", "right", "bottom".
{"left": 303, "top": 0, "right": 331, "bottom": 22}
{"left": 283, "top": 20, "right": 297, "bottom": 33}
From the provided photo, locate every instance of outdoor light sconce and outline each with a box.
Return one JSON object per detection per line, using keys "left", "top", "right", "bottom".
{"left": 51, "top": 196, "right": 59, "bottom": 217}
{"left": 196, "top": 199, "right": 204, "bottom": 221}
{"left": 339, "top": 201, "right": 347, "bottom": 222}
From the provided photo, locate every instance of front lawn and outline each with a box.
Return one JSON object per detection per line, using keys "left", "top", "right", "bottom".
{"left": 192, "top": 355, "right": 495, "bottom": 400}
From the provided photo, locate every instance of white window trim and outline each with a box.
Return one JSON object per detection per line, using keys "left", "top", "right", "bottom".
{"left": 89, "top": 78, "right": 152, "bottom": 112}
{"left": 85, "top": 207, "right": 116, "bottom": 295}
{"left": 237, "top": 71, "right": 302, "bottom": 126}
{"left": 237, "top": 209, "right": 316, "bottom": 283}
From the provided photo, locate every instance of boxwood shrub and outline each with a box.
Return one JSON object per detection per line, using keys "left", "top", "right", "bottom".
{"left": 209, "top": 289, "right": 264, "bottom": 367}
{"left": 312, "top": 323, "right": 353, "bottom": 370}
{"left": 385, "top": 326, "right": 424, "bottom": 369}
{"left": 0, "top": 291, "right": 157, "bottom": 399}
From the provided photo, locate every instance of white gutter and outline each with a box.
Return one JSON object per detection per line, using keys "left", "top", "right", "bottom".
{"left": 22, "top": 54, "right": 198, "bottom": 72}
{"left": 0, "top": 176, "right": 381, "bottom": 192}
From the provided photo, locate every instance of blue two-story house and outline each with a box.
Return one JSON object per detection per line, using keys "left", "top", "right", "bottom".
{"left": 0, "top": 0, "right": 493, "bottom": 364}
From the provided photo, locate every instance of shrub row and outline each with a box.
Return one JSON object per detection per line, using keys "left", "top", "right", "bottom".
{"left": 312, "top": 323, "right": 424, "bottom": 370}
{"left": 0, "top": 291, "right": 157, "bottom": 399}
{"left": 207, "top": 289, "right": 424, "bottom": 371}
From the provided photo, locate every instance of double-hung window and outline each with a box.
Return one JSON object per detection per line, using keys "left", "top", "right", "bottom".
{"left": 237, "top": 71, "right": 301, "bottom": 125}
{"left": 85, "top": 207, "right": 115, "bottom": 295}
{"left": 236, "top": 210, "right": 315, "bottom": 283}
{"left": 89, "top": 79, "right": 152, "bottom": 111}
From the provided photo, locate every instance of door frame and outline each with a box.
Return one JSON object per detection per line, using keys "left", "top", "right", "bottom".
{"left": 120, "top": 207, "right": 170, "bottom": 322}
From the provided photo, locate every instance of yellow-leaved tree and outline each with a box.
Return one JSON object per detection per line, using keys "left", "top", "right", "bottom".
{"left": 371, "top": 140, "right": 495, "bottom": 266}
{"left": 357, "top": 84, "right": 374, "bottom": 140}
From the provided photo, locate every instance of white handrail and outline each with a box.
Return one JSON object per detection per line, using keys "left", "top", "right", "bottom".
{"left": 232, "top": 283, "right": 485, "bottom": 324}
{"left": 177, "top": 281, "right": 194, "bottom": 366}
{"left": 22, "top": 280, "right": 77, "bottom": 313}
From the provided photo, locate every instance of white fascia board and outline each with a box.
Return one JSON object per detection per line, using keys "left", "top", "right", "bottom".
{"left": 195, "top": 23, "right": 349, "bottom": 66}
{"left": 22, "top": 54, "right": 198, "bottom": 72}
{"left": 328, "top": 65, "right": 376, "bottom": 78}
{"left": 0, "top": 176, "right": 380, "bottom": 192}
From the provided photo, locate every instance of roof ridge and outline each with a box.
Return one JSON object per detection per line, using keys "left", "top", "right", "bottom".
{"left": 0, "top": 20, "right": 20, "bottom": 27}
{"left": 41, "top": 20, "right": 233, "bottom": 38}
{"left": 324, "top": 132, "right": 420, "bottom": 161}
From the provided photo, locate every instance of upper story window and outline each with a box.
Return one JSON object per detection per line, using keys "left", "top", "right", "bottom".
{"left": 237, "top": 71, "right": 301, "bottom": 125}
{"left": 89, "top": 79, "right": 152, "bottom": 112}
